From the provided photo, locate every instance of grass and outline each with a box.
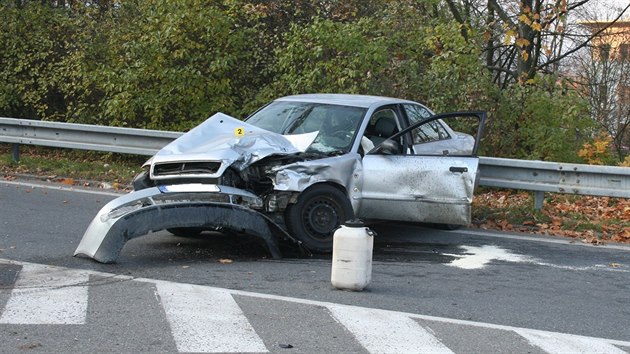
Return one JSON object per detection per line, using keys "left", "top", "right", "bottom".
{"left": 1, "top": 144, "right": 145, "bottom": 186}
{"left": 473, "top": 203, "right": 552, "bottom": 227}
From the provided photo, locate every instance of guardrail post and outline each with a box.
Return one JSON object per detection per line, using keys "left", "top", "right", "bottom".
{"left": 11, "top": 144, "right": 20, "bottom": 163}
{"left": 534, "top": 191, "right": 544, "bottom": 210}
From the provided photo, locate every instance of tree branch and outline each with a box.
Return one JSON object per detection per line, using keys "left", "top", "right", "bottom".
{"left": 445, "top": 0, "right": 469, "bottom": 40}
{"left": 487, "top": 0, "right": 516, "bottom": 28}
{"left": 537, "top": 3, "right": 630, "bottom": 71}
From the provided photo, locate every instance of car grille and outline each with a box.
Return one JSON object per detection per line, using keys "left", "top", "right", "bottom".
{"left": 153, "top": 161, "right": 221, "bottom": 177}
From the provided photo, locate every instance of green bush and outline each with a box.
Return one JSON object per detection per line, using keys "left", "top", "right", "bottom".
{"left": 0, "top": 0, "right": 603, "bottom": 163}
{"left": 482, "top": 77, "right": 594, "bottom": 161}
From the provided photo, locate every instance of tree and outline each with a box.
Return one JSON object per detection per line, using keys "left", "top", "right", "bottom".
{"left": 261, "top": 1, "right": 488, "bottom": 113}
{"left": 446, "top": 0, "right": 630, "bottom": 85}
{"left": 0, "top": 2, "right": 75, "bottom": 120}
{"left": 573, "top": 20, "right": 630, "bottom": 162}
{"left": 96, "top": 0, "right": 254, "bottom": 130}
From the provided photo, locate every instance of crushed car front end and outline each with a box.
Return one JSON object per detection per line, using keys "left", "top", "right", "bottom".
{"left": 75, "top": 110, "right": 360, "bottom": 263}
{"left": 74, "top": 183, "right": 297, "bottom": 263}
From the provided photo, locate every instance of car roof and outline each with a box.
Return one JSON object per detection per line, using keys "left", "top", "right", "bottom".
{"left": 276, "top": 94, "right": 418, "bottom": 108}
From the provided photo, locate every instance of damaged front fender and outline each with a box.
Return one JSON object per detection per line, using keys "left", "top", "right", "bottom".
{"left": 74, "top": 185, "right": 297, "bottom": 263}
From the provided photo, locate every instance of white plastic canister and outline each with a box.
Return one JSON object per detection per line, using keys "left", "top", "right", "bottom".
{"left": 331, "top": 220, "right": 375, "bottom": 291}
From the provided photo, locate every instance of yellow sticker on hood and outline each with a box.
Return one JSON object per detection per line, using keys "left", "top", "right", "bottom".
{"left": 234, "top": 127, "right": 245, "bottom": 137}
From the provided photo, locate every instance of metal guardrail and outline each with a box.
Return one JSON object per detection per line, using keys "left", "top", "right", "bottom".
{"left": 2, "top": 117, "right": 629, "bottom": 209}
{"left": 479, "top": 157, "right": 630, "bottom": 208}
{"left": 0, "top": 117, "right": 181, "bottom": 156}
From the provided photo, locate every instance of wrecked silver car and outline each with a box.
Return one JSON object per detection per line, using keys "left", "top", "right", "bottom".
{"left": 74, "top": 94, "right": 486, "bottom": 263}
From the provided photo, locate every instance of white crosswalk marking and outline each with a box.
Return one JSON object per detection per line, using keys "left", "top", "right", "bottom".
{"left": 517, "top": 329, "right": 628, "bottom": 354}
{"left": 0, "top": 263, "right": 89, "bottom": 324}
{"left": 155, "top": 281, "right": 268, "bottom": 353}
{"left": 1, "top": 258, "right": 629, "bottom": 354}
{"left": 328, "top": 304, "right": 454, "bottom": 354}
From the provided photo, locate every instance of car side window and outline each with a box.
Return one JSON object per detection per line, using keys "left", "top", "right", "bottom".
{"left": 403, "top": 104, "right": 450, "bottom": 145}
{"left": 403, "top": 103, "right": 432, "bottom": 124}
{"left": 413, "top": 120, "right": 450, "bottom": 144}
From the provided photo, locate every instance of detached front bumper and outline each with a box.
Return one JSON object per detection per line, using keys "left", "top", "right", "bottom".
{"left": 74, "top": 184, "right": 296, "bottom": 263}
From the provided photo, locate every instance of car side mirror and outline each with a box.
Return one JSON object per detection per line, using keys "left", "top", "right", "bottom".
{"left": 372, "top": 139, "right": 400, "bottom": 155}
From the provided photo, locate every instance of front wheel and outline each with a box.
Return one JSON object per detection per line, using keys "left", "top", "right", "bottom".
{"left": 434, "top": 224, "right": 462, "bottom": 230}
{"left": 285, "top": 184, "right": 354, "bottom": 252}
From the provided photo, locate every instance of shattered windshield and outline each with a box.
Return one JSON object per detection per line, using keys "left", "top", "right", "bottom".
{"left": 246, "top": 101, "right": 366, "bottom": 154}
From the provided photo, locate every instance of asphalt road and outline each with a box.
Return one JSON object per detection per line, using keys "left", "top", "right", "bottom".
{"left": 1, "top": 180, "right": 629, "bottom": 353}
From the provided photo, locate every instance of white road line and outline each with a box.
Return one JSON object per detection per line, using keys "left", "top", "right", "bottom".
{"left": 517, "top": 329, "right": 628, "bottom": 354}
{"left": 155, "top": 282, "right": 267, "bottom": 353}
{"left": 0, "top": 263, "right": 89, "bottom": 324}
{"left": 2, "top": 258, "right": 630, "bottom": 351}
{"left": 459, "top": 229, "right": 630, "bottom": 251}
{"left": 328, "top": 304, "right": 454, "bottom": 354}
{"left": 1, "top": 180, "right": 123, "bottom": 197}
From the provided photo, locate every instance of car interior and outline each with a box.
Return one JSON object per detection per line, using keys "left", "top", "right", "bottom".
{"left": 362, "top": 109, "right": 401, "bottom": 153}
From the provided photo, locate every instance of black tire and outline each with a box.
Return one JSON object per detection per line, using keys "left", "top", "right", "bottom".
{"left": 168, "top": 228, "right": 203, "bottom": 237}
{"left": 435, "top": 224, "right": 463, "bottom": 230}
{"left": 285, "top": 184, "right": 354, "bottom": 252}
{"left": 132, "top": 170, "right": 154, "bottom": 191}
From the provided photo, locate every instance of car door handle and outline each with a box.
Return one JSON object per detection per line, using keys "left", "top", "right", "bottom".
{"left": 449, "top": 166, "right": 468, "bottom": 173}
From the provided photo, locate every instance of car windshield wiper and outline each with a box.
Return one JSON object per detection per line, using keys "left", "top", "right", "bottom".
{"left": 325, "top": 150, "right": 344, "bottom": 156}
{"left": 304, "top": 147, "right": 343, "bottom": 157}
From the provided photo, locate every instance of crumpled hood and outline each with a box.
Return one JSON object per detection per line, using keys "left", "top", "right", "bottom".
{"left": 150, "top": 113, "right": 318, "bottom": 175}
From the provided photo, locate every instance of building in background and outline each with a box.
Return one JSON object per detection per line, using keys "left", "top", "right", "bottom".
{"left": 579, "top": 20, "right": 630, "bottom": 160}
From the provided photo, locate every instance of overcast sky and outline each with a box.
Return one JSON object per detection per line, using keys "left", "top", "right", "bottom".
{"left": 584, "top": 0, "right": 630, "bottom": 20}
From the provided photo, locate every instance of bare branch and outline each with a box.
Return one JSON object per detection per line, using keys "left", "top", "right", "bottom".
{"left": 537, "top": 2, "right": 630, "bottom": 71}
{"left": 487, "top": 0, "right": 516, "bottom": 28}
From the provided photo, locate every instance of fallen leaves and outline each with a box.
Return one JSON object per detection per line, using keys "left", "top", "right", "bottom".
{"left": 472, "top": 191, "right": 630, "bottom": 244}
{"left": 59, "top": 178, "right": 74, "bottom": 185}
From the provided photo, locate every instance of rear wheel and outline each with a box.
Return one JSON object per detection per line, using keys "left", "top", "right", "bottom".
{"left": 285, "top": 184, "right": 354, "bottom": 252}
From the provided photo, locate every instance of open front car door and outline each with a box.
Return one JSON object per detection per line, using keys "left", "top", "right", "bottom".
{"left": 357, "top": 111, "right": 486, "bottom": 225}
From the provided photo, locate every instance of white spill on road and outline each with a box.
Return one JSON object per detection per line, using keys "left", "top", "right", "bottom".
{"left": 444, "top": 245, "right": 532, "bottom": 269}
{"left": 443, "top": 245, "right": 629, "bottom": 272}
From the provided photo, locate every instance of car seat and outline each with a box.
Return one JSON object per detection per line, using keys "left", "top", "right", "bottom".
{"left": 370, "top": 116, "right": 398, "bottom": 146}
